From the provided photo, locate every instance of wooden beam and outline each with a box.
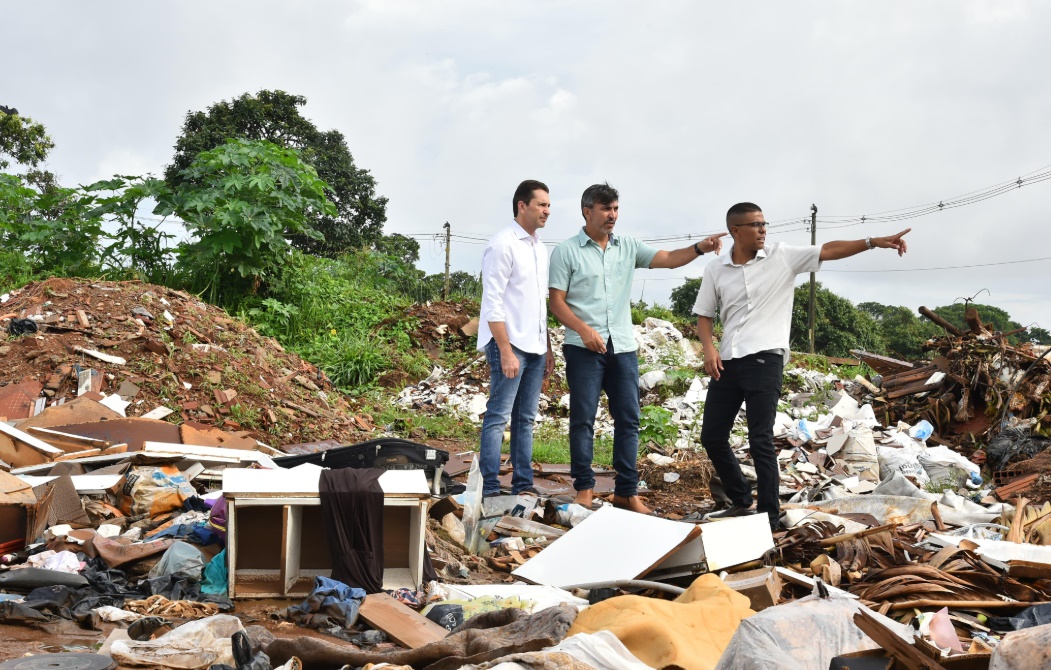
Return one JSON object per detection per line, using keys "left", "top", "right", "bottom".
{"left": 918, "top": 307, "right": 963, "bottom": 337}
{"left": 853, "top": 610, "right": 948, "bottom": 670}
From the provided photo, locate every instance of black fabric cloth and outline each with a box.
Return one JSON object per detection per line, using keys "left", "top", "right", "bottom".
{"left": 319, "top": 467, "right": 385, "bottom": 594}
{"left": 988, "top": 603, "right": 1051, "bottom": 632}
{"left": 701, "top": 351, "right": 784, "bottom": 520}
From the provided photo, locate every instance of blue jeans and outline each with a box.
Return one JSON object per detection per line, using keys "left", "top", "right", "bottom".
{"left": 563, "top": 341, "right": 641, "bottom": 498}
{"left": 479, "top": 339, "right": 546, "bottom": 496}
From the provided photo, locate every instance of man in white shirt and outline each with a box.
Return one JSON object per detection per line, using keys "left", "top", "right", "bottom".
{"left": 477, "top": 180, "right": 556, "bottom": 497}
{"left": 694, "top": 202, "right": 910, "bottom": 529}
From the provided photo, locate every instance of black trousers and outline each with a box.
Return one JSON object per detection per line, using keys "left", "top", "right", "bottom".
{"left": 700, "top": 351, "right": 783, "bottom": 518}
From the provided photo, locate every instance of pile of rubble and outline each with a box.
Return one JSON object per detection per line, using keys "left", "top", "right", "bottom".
{"left": 0, "top": 278, "right": 375, "bottom": 452}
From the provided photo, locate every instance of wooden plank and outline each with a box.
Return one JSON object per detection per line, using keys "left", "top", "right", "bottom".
{"left": 358, "top": 592, "right": 447, "bottom": 649}
{"left": 853, "top": 610, "right": 947, "bottom": 670}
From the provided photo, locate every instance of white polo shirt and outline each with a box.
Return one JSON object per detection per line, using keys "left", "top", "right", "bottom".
{"left": 693, "top": 242, "right": 821, "bottom": 364}
{"left": 477, "top": 221, "right": 549, "bottom": 355}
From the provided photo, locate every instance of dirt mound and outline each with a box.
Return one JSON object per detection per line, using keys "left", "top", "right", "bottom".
{"left": 0, "top": 278, "right": 368, "bottom": 447}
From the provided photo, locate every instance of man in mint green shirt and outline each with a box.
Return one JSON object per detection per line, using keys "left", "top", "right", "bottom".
{"left": 549, "top": 182, "right": 725, "bottom": 514}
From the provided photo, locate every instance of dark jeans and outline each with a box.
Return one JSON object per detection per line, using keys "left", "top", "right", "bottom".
{"left": 563, "top": 341, "right": 641, "bottom": 498}
{"left": 700, "top": 351, "right": 783, "bottom": 518}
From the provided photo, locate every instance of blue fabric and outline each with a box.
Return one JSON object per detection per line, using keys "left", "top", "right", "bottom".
{"left": 287, "top": 576, "right": 366, "bottom": 628}
{"left": 563, "top": 340, "right": 641, "bottom": 497}
{"left": 201, "top": 549, "right": 228, "bottom": 595}
{"left": 479, "top": 339, "right": 546, "bottom": 496}
{"left": 151, "top": 522, "right": 222, "bottom": 547}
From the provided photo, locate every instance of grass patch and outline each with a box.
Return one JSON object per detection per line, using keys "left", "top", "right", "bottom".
{"left": 529, "top": 422, "right": 613, "bottom": 466}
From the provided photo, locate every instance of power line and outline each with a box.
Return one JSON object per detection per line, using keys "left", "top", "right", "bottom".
{"left": 823, "top": 255, "right": 1051, "bottom": 273}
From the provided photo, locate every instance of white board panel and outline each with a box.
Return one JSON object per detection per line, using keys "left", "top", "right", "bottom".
{"left": 699, "top": 513, "right": 775, "bottom": 571}
{"left": 511, "top": 505, "right": 699, "bottom": 588}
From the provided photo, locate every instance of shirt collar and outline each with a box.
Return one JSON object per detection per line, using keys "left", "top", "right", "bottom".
{"left": 576, "top": 227, "right": 618, "bottom": 247}
{"left": 722, "top": 244, "right": 768, "bottom": 266}
{"left": 511, "top": 220, "right": 540, "bottom": 243}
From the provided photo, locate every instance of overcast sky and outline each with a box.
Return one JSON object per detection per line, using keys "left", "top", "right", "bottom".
{"left": 7, "top": 1, "right": 1051, "bottom": 332}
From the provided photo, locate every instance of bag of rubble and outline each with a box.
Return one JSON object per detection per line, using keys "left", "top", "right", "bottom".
{"left": 918, "top": 446, "right": 982, "bottom": 489}
{"left": 878, "top": 444, "right": 931, "bottom": 488}
{"left": 841, "top": 425, "right": 880, "bottom": 482}
{"left": 119, "top": 465, "right": 198, "bottom": 517}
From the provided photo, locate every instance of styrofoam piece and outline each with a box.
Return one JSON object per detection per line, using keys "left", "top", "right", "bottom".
{"left": 512, "top": 505, "right": 700, "bottom": 588}
{"left": 700, "top": 513, "right": 775, "bottom": 571}
{"left": 142, "top": 441, "right": 277, "bottom": 468}
{"left": 929, "top": 533, "right": 1051, "bottom": 569}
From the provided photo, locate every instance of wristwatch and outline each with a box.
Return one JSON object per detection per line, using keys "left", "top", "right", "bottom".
{"left": 864, "top": 237, "right": 873, "bottom": 250}
{"left": 693, "top": 241, "right": 705, "bottom": 256}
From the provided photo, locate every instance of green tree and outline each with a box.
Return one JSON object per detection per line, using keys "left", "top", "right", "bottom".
{"left": 857, "top": 302, "right": 941, "bottom": 360}
{"left": 84, "top": 176, "right": 177, "bottom": 283}
{"left": 0, "top": 173, "right": 104, "bottom": 276}
{"left": 790, "top": 283, "right": 883, "bottom": 357}
{"left": 165, "top": 90, "right": 387, "bottom": 257}
{"left": 168, "top": 139, "right": 336, "bottom": 301}
{"left": 0, "top": 107, "right": 58, "bottom": 191}
{"left": 669, "top": 277, "right": 702, "bottom": 319}
{"left": 1028, "top": 326, "right": 1051, "bottom": 345}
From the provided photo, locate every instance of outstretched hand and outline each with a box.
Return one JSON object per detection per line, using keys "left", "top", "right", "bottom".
{"left": 874, "top": 228, "right": 911, "bottom": 256}
{"left": 701, "top": 232, "right": 728, "bottom": 254}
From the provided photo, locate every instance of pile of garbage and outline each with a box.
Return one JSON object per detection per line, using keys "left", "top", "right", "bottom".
{"left": 4, "top": 291, "right": 1051, "bottom": 669}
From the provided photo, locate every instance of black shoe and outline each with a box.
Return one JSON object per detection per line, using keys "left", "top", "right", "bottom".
{"left": 705, "top": 504, "right": 755, "bottom": 520}
{"left": 515, "top": 486, "right": 541, "bottom": 497}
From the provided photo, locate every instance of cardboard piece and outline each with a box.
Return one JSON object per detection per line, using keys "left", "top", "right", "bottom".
{"left": 721, "top": 566, "right": 782, "bottom": 611}
{"left": 0, "top": 420, "right": 64, "bottom": 468}
{"left": 512, "top": 506, "right": 700, "bottom": 588}
{"left": 359, "top": 592, "right": 448, "bottom": 649}
{"left": 15, "top": 396, "right": 123, "bottom": 431}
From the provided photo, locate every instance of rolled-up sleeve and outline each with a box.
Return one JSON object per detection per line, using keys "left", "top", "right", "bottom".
{"left": 480, "top": 240, "right": 514, "bottom": 323}
{"left": 693, "top": 265, "right": 717, "bottom": 317}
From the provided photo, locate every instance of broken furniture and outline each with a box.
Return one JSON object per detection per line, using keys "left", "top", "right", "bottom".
{"left": 222, "top": 464, "right": 430, "bottom": 598}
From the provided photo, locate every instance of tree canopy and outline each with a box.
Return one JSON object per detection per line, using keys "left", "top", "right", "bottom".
{"left": 165, "top": 90, "right": 387, "bottom": 257}
{"left": 858, "top": 302, "right": 941, "bottom": 359}
{"left": 790, "top": 282, "right": 884, "bottom": 357}
{"left": 669, "top": 277, "right": 702, "bottom": 318}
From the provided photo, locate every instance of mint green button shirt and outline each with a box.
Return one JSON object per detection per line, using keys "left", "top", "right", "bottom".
{"left": 549, "top": 228, "right": 658, "bottom": 353}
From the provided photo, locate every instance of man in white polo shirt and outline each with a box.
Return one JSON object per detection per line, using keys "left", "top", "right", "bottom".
{"left": 477, "top": 180, "right": 556, "bottom": 498}
{"left": 694, "top": 202, "right": 910, "bottom": 529}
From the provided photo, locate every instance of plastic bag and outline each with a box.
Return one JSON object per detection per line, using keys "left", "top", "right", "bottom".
{"left": 714, "top": 592, "right": 914, "bottom": 670}
{"left": 149, "top": 541, "right": 205, "bottom": 581}
{"left": 919, "top": 446, "right": 982, "bottom": 488}
{"left": 841, "top": 426, "right": 880, "bottom": 481}
{"left": 461, "top": 456, "right": 484, "bottom": 554}
{"left": 878, "top": 445, "right": 931, "bottom": 488}
{"left": 119, "top": 465, "right": 197, "bottom": 516}
{"left": 109, "top": 614, "right": 243, "bottom": 669}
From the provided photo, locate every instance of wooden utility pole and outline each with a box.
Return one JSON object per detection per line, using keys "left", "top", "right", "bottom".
{"left": 443, "top": 221, "right": 451, "bottom": 300}
{"left": 808, "top": 204, "right": 817, "bottom": 354}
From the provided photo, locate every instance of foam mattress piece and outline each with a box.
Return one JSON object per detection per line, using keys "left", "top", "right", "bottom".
{"left": 567, "top": 573, "right": 754, "bottom": 670}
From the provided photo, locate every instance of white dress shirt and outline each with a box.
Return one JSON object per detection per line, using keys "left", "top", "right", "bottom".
{"left": 693, "top": 242, "right": 821, "bottom": 364}
{"left": 477, "top": 221, "right": 549, "bottom": 355}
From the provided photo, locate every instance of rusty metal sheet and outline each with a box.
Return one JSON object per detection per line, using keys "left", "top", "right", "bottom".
{"left": 0, "top": 381, "right": 43, "bottom": 421}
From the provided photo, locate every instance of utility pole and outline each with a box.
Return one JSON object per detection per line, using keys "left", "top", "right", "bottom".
{"left": 808, "top": 204, "right": 817, "bottom": 354}
{"left": 443, "top": 221, "right": 451, "bottom": 300}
